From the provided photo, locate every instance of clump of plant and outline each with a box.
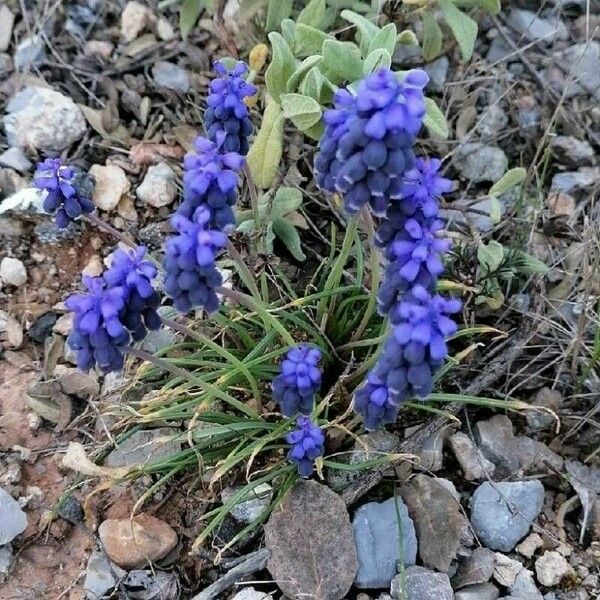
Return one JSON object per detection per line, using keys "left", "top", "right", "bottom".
{"left": 44, "top": 12, "right": 514, "bottom": 559}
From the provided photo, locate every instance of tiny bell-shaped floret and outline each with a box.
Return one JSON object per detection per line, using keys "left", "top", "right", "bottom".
{"left": 286, "top": 415, "right": 325, "bottom": 478}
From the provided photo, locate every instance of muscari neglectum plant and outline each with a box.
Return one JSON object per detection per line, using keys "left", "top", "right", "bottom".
{"left": 44, "top": 45, "right": 505, "bottom": 558}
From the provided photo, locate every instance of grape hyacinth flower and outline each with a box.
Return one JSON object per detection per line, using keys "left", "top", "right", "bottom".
{"left": 164, "top": 207, "right": 227, "bottom": 314}
{"left": 205, "top": 61, "right": 256, "bottom": 155}
{"left": 33, "top": 158, "right": 95, "bottom": 228}
{"left": 104, "top": 247, "right": 161, "bottom": 341}
{"left": 314, "top": 68, "right": 428, "bottom": 216}
{"left": 179, "top": 135, "right": 244, "bottom": 232}
{"left": 354, "top": 286, "right": 461, "bottom": 430}
{"left": 272, "top": 345, "right": 322, "bottom": 417}
{"left": 65, "top": 277, "right": 129, "bottom": 373}
{"left": 286, "top": 415, "right": 325, "bottom": 478}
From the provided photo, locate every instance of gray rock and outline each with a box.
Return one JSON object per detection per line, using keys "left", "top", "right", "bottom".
{"left": 551, "top": 167, "right": 600, "bottom": 194}
{"left": 14, "top": 36, "right": 45, "bottom": 70}
{"left": 0, "top": 52, "right": 12, "bottom": 74}
{"left": 449, "top": 432, "right": 496, "bottom": 481}
{"left": 104, "top": 428, "right": 182, "bottom": 468}
{"left": 221, "top": 483, "right": 273, "bottom": 524}
{"left": 441, "top": 194, "right": 509, "bottom": 233}
{"left": 493, "top": 552, "right": 523, "bottom": 587}
{"left": 84, "top": 550, "right": 123, "bottom": 599}
{"left": 455, "top": 583, "right": 500, "bottom": 600}
{"left": 550, "top": 136, "right": 595, "bottom": 167}
{"left": 477, "top": 105, "right": 509, "bottom": 139}
{"left": 123, "top": 569, "right": 179, "bottom": 599}
{"left": 416, "top": 428, "right": 446, "bottom": 472}
{"left": 452, "top": 547, "right": 496, "bottom": 589}
{"left": 136, "top": 162, "right": 178, "bottom": 208}
{"left": 391, "top": 566, "right": 453, "bottom": 600}
{"left": 0, "top": 543, "right": 13, "bottom": 575}
{"left": 140, "top": 328, "right": 178, "bottom": 354}
{"left": 0, "top": 257, "right": 27, "bottom": 287}
{"left": 511, "top": 568, "right": 543, "bottom": 599}
{"left": 4, "top": 87, "right": 87, "bottom": 153}
{"left": 513, "top": 436, "right": 563, "bottom": 474}
{"left": 0, "top": 148, "right": 32, "bottom": 172}
{"left": 0, "top": 488, "right": 27, "bottom": 545}
{"left": 506, "top": 9, "right": 568, "bottom": 43}
{"left": 152, "top": 61, "right": 190, "bottom": 93}
{"left": 230, "top": 588, "right": 272, "bottom": 600}
{"left": 487, "top": 36, "right": 513, "bottom": 63}
{"left": 0, "top": 5, "right": 15, "bottom": 52}
{"left": 544, "top": 43, "right": 600, "bottom": 99}
{"left": 527, "top": 388, "right": 562, "bottom": 432}
{"left": 424, "top": 56, "right": 449, "bottom": 93}
{"left": 474, "top": 415, "right": 520, "bottom": 477}
{"left": 454, "top": 143, "right": 508, "bottom": 183}
{"left": 57, "top": 369, "right": 100, "bottom": 399}
{"left": 353, "top": 497, "right": 417, "bottom": 588}
{"left": 470, "top": 481, "right": 545, "bottom": 552}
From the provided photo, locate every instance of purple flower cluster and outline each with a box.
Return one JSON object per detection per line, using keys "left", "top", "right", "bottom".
{"left": 314, "top": 68, "right": 428, "bottom": 216}
{"left": 205, "top": 61, "right": 256, "bottom": 155}
{"left": 33, "top": 158, "right": 95, "bottom": 228}
{"left": 286, "top": 415, "right": 325, "bottom": 478}
{"left": 354, "top": 159, "right": 460, "bottom": 430}
{"left": 66, "top": 246, "right": 160, "bottom": 373}
{"left": 272, "top": 345, "right": 322, "bottom": 417}
{"left": 164, "top": 207, "right": 227, "bottom": 314}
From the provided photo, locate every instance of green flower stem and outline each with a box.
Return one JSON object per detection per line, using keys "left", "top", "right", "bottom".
{"left": 216, "top": 285, "right": 295, "bottom": 346}
{"left": 226, "top": 240, "right": 262, "bottom": 300}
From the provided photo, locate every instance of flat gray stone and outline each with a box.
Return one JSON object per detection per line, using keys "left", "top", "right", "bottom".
{"left": 424, "top": 56, "right": 449, "bottom": 93}
{"left": 474, "top": 415, "right": 520, "bottom": 477}
{"left": 104, "top": 428, "right": 181, "bottom": 468}
{"left": 221, "top": 483, "right": 273, "bottom": 524}
{"left": 230, "top": 588, "right": 272, "bottom": 600}
{"left": 544, "top": 42, "right": 600, "bottom": 99}
{"left": 152, "top": 61, "right": 190, "bottom": 93}
{"left": 470, "top": 481, "right": 545, "bottom": 552}
{"left": 0, "top": 544, "right": 13, "bottom": 575}
{"left": 511, "top": 568, "right": 543, "bottom": 599}
{"left": 506, "top": 9, "right": 567, "bottom": 43}
{"left": 353, "top": 497, "right": 417, "bottom": 588}
{"left": 477, "top": 105, "right": 509, "bottom": 139}
{"left": 455, "top": 582, "right": 500, "bottom": 600}
{"left": 452, "top": 547, "right": 496, "bottom": 589}
{"left": 14, "top": 35, "right": 45, "bottom": 70}
{"left": 449, "top": 432, "right": 496, "bottom": 481}
{"left": 4, "top": 87, "right": 87, "bottom": 153}
{"left": 0, "top": 148, "right": 32, "bottom": 173}
{"left": 551, "top": 167, "right": 600, "bottom": 194}
{"left": 454, "top": 143, "right": 508, "bottom": 183}
{"left": 391, "top": 566, "right": 452, "bottom": 600}
{"left": 0, "top": 487, "right": 27, "bottom": 545}
{"left": 550, "top": 136, "right": 595, "bottom": 167}
{"left": 487, "top": 36, "right": 513, "bottom": 63}
{"left": 84, "top": 550, "right": 123, "bottom": 599}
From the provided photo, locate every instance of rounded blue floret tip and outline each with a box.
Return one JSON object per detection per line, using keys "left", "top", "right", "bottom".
{"left": 272, "top": 344, "right": 322, "bottom": 417}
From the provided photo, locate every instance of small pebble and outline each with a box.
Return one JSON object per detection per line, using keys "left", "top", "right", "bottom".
{"left": 0, "top": 257, "right": 27, "bottom": 287}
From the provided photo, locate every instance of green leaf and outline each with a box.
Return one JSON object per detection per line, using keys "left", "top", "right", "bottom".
{"left": 299, "top": 66, "right": 325, "bottom": 101}
{"left": 477, "top": 240, "right": 504, "bottom": 272}
{"left": 265, "top": 222, "right": 276, "bottom": 253}
{"left": 295, "top": 23, "right": 329, "bottom": 56}
{"left": 247, "top": 98, "right": 285, "bottom": 189}
{"left": 265, "top": 32, "right": 296, "bottom": 104}
{"left": 368, "top": 23, "right": 397, "bottom": 56}
{"left": 397, "top": 29, "right": 419, "bottom": 46}
{"left": 423, "top": 97, "right": 449, "bottom": 139}
{"left": 271, "top": 187, "right": 303, "bottom": 218}
{"left": 322, "top": 39, "right": 363, "bottom": 82}
{"left": 297, "top": 0, "right": 326, "bottom": 29}
{"left": 286, "top": 55, "right": 323, "bottom": 93}
{"left": 272, "top": 218, "right": 306, "bottom": 261}
{"left": 363, "top": 49, "right": 391, "bottom": 75}
{"left": 422, "top": 11, "right": 443, "bottom": 62}
{"left": 489, "top": 168, "right": 527, "bottom": 197}
{"left": 281, "top": 18, "right": 296, "bottom": 49}
{"left": 340, "top": 9, "right": 380, "bottom": 54}
{"left": 512, "top": 250, "right": 549, "bottom": 275}
{"left": 280, "top": 93, "right": 322, "bottom": 131}
{"left": 439, "top": 0, "right": 478, "bottom": 62}
{"left": 453, "top": 0, "right": 500, "bottom": 14}
{"left": 303, "top": 120, "right": 325, "bottom": 141}
{"left": 488, "top": 195, "right": 502, "bottom": 225}
{"left": 179, "top": 0, "right": 205, "bottom": 40}
{"left": 266, "top": 0, "right": 293, "bottom": 32}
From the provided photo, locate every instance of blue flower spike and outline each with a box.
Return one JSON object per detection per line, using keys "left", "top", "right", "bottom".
{"left": 272, "top": 344, "right": 322, "bottom": 417}
{"left": 33, "top": 158, "right": 95, "bottom": 229}
{"left": 205, "top": 60, "right": 256, "bottom": 155}
{"left": 286, "top": 415, "right": 325, "bottom": 478}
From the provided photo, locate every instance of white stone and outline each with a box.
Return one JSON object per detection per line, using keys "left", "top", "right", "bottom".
{"left": 0, "top": 187, "right": 45, "bottom": 216}
{"left": 0, "top": 257, "right": 27, "bottom": 287}
{"left": 0, "top": 5, "right": 15, "bottom": 52}
{"left": 231, "top": 588, "right": 272, "bottom": 600}
{"left": 121, "top": 1, "right": 151, "bottom": 42}
{"left": 157, "top": 18, "right": 176, "bottom": 41}
{"left": 136, "top": 162, "right": 177, "bottom": 208}
{"left": 535, "top": 551, "right": 572, "bottom": 587}
{"left": 3, "top": 87, "right": 86, "bottom": 153}
{"left": 82, "top": 255, "right": 104, "bottom": 277}
{"left": 221, "top": 484, "right": 273, "bottom": 524}
{"left": 90, "top": 164, "right": 131, "bottom": 211}
{"left": 494, "top": 552, "right": 523, "bottom": 587}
